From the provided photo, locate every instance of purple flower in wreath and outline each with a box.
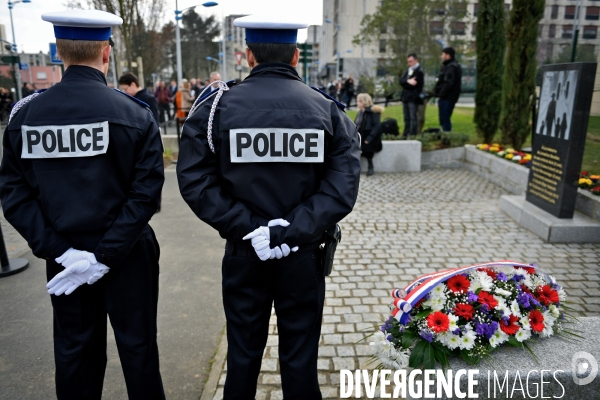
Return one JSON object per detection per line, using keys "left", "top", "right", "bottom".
{"left": 497, "top": 272, "right": 507, "bottom": 282}
{"left": 387, "top": 335, "right": 393, "bottom": 342}
{"left": 467, "top": 291, "right": 478, "bottom": 302}
{"left": 517, "top": 292, "right": 531, "bottom": 308}
{"left": 512, "top": 274, "right": 525, "bottom": 283}
{"left": 420, "top": 330, "right": 434, "bottom": 343}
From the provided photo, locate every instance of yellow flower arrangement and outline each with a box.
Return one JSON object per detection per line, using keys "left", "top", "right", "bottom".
{"left": 505, "top": 153, "right": 514, "bottom": 160}
{"left": 579, "top": 178, "right": 593, "bottom": 186}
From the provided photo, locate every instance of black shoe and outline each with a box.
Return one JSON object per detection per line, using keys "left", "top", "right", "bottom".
{"left": 367, "top": 167, "right": 374, "bottom": 176}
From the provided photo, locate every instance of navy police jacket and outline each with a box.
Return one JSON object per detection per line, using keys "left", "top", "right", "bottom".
{"left": 177, "top": 63, "right": 361, "bottom": 248}
{"left": 0, "top": 65, "right": 165, "bottom": 268}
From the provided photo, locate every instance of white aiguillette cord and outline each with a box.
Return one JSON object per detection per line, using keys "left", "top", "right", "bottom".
{"left": 186, "top": 80, "right": 230, "bottom": 154}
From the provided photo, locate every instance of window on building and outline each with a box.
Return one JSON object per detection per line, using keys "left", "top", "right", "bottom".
{"left": 376, "top": 58, "right": 387, "bottom": 77}
{"left": 583, "top": 25, "right": 598, "bottom": 39}
{"left": 431, "top": 1, "right": 445, "bottom": 16}
{"left": 504, "top": 3, "right": 510, "bottom": 11}
{"left": 473, "top": 3, "right": 479, "bottom": 16}
{"left": 380, "top": 22, "right": 387, "bottom": 34}
{"left": 379, "top": 39, "right": 387, "bottom": 53}
{"left": 451, "top": 22, "right": 466, "bottom": 35}
{"left": 562, "top": 25, "right": 573, "bottom": 38}
{"left": 586, "top": 7, "right": 600, "bottom": 20}
{"left": 450, "top": 3, "right": 467, "bottom": 17}
{"left": 565, "top": 6, "right": 576, "bottom": 19}
{"left": 549, "top": 24, "right": 556, "bottom": 38}
{"left": 551, "top": 5, "right": 559, "bottom": 19}
{"left": 429, "top": 21, "right": 443, "bottom": 35}
{"left": 472, "top": 23, "right": 477, "bottom": 36}
{"left": 471, "top": 41, "right": 476, "bottom": 51}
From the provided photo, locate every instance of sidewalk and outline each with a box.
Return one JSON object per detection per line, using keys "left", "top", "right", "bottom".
{"left": 207, "top": 169, "right": 600, "bottom": 400}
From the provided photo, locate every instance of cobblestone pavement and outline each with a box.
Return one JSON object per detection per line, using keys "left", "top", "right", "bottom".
{"left": 211, "top": 169, "right": 600, "bottom": 400}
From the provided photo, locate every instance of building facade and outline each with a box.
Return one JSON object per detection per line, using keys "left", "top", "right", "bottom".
{"left": 312, "top": 0, "right": 600, "bottom": 86}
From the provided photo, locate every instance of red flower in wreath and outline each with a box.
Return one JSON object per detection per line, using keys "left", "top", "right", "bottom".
{"left": 529, "top": 310, "right": 545, "bottom": 333}
{"left": 446, "top": 275, "right": 470, "bottom": 293}
{"left": 478, "top": 268, "right": 497, "bottom": 279}
{"left": 522, "top": 267, "right": 536, "bottom": 274}
{"left": 500, "top": 314, "right": 520, "bottom": 335}
{"left": 478, "top": 291, "right": 498, "bottom": 309}
{"left": 521, "top": 285, "right": 532, "bottom": 294}
{"left": 453, "top": 303, "right": 475, "bottom": 321}
{"left": 426, "top": 311, "right": 450, "bottom": 333}
{"left": 536, "top": 285, "right": 559, "bottom": 305}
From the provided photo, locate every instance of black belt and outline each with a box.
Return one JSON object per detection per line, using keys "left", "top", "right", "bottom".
{"left": 225, "top": 240, "right": 322, "bottom": 258}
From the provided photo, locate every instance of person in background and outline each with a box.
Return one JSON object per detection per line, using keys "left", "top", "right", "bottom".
{"left": 399, "top": 53, "right": 424, "bottom": 139}
{"left": 355, "top": 92, "right": 384, "bottom": 176}
{"left": 189, "top": 78, "right": 201, "bottom": 98}
{"left": 343, "top": 75, "right": 355, "bottom": 108}
{"left": 153, "top": 80, "right": 172, "bottom": 124}
{"left": 433, "top": 47, "right": 462, "bottom": 132}
{"left": 21, "top": 82, "right": 32, "bottom": 97}
{"left": 169, "top": 79, "right": 178, "bottom": 120}
{"left": 175, "top": 79, "right": 194, "bottom": 119}
{"left": 118, "top": 72, "right": 160, "bottom": 125}
{"left": 0, "top": 87, "right": 13, "bottom": 122}
{"left": 208, "top": 71, "right": 221, "bottom": 91}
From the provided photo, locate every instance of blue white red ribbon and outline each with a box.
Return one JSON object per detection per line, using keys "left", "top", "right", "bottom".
{"left": 390, "top": 260, "right": 538, "bottom": 325}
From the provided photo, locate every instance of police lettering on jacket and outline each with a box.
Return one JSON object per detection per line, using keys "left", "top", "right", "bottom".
{"left": 230, "top": 128, "right": 324, "bottom": 163}
{"left": 21, "top": 121, "right": 109, "bottom": 159}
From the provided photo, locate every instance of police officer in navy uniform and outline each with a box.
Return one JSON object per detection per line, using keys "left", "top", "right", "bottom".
{"left": 177, "top": 14, "right": 361, "bottom": 400}
{"left": 0, "top": 10, "right": 165, "bottom": 400}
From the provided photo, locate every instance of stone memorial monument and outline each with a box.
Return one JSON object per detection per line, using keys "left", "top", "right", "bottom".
{"left": 527, "top": 62, "right": 597, "bottom": 218}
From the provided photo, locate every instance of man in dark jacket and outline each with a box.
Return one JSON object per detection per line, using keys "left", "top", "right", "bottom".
{"left": 434, "top": 47, "right": 462, "bottom": 132}
{"left": 399, "top": 53, "right": 424, "bottom": 138}
{"left": 177, "top": 14, "right": 360, "bottom": 400}
{"left": 0, "top": 10, "right": 165, "bottom": 399}
{"left": 118, "top": 72, "right": 160, "bottom": 125}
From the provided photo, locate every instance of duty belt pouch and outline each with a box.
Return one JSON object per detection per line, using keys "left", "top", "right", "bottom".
{"left": 320, "top": 224, "right": 342, "bottom": 277}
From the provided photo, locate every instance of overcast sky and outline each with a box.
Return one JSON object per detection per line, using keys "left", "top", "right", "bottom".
{"left": 0, "top": 0, "right": 323, "bottom": 54}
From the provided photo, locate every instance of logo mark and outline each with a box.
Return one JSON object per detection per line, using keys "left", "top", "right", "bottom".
{"left": 571, "top": 351, "right": 598, "bottom": 386}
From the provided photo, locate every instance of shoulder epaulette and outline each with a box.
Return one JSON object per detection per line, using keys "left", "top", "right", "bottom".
{"left": 188, "top": 80, "right": 237, "bottom": 117}
{"left": 311, "top": 86, "right": 346, "bottom": 111}
{"left": 112, "top": 88, "right": 150, "bottom": 109}
{"left": 8, "top": 90, "right": 46, "bottom": 124}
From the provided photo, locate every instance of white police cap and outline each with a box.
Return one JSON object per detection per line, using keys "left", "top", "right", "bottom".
{"left": 42, "top": 10, "right": 123, "bottom": 41}
{"left": 233, "top": 14, "right": 309, "bottom": 44}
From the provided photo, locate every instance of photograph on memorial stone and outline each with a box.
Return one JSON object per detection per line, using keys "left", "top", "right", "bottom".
{"left": 536, "top": 70, "right": 578, "bottom": 140}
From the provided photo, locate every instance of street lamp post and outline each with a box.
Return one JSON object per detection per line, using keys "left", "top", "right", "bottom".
{"left": 325, "top": 19, "right": 341, "bottom": 79}
{"left": 175, "top": 1, "right": 218, "bottom": 85}
{"left": 8, "top": 0, "right": 32, "bottom": 101}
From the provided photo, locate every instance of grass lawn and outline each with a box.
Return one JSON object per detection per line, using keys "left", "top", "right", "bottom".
{"left": 347, "top": 103, "right": 600, "bottom": 173}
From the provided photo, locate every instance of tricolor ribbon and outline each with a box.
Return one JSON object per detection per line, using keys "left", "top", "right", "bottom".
{"left": 390, "top": 260, "right": 539, "bottom": 325}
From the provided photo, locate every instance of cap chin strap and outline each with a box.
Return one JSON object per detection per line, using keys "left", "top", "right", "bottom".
{"left": 187, "top": 80, "right": 230, "bottom": 154}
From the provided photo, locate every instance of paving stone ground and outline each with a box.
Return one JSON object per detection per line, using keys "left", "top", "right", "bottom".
{"left": 210, "top": 169, "right": 600, "bottom": 400}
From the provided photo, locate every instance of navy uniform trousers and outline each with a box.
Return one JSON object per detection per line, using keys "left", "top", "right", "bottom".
{"left": 46, "top": 227, "right": 165, "bottom": 400}
{"left": 222, "top": 243, "right": 326, "bottom": 400}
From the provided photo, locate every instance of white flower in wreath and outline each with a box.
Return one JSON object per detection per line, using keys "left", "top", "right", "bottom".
{"left": 558, "top": 287, "right": 567, "bottom": 302}
{"left": 549, "top": 304, "right": 560, "bottom": 319}
{"left": 469, "top": 271, "right": 494, "bottom": 293}
{"left": 430, "top": 284, "right": 447, "bottom": 300}
{"left": 520, "top": 315, "right": 531, "bottom": 331}
{"left": 447, "top": 313, "right": 459, "bottom": 332}
{"left": 388, "top": 347, "right": 410, "bottom": 370}
{"left": 459, "top": 330, "right": 477, "bottom": 350}
{"left": 539, "top": 310, "right": 557, "bottom": 338}
{"left": 423, "top": 296, "right": 445, "bottom": 312}
{"left": 489, "top": 329, "right": 509, "bottom": 348}
{"left": 495, "top": 288, "right": 512, "bottom": 298}
{"left": 495, "top": 296, "right": 511, "bottom": 317}
{"left": 438, "top": 332, "right": 461, "bottom": 350}
{"left": 515, "top": 327, "right": 532, "bottom": 342}
{"left": 510, "top": 299, "right": 522, "bottom": 318}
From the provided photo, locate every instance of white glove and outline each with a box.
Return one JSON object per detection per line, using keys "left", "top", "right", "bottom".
{"left": 47, "top": 259, "right": 109, "bottom": 296}
{"left": 55, "top": 248, "right": 97, "bottom": 267}
{"left": 243, "top": 226, "right": 271, "bottom": 261}
{"left": 243, "top": 220, "right": 298, "bottom": 261}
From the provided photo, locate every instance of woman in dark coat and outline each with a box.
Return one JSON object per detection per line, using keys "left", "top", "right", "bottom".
{"left": 355, "top": 93, "right": 384, "bottom": 176}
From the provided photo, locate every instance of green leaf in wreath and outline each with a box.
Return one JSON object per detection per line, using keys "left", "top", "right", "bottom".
{"left": 423, "top": 342, "right": 437, "bottom": 370}
{"left": 401, "top": 330, "right": 417, "bottom": 349}
{"left": 507, "top": 336, "right": 521, "bottom": 347}
{"left": 415, "top": 309, "right": 432, "bottom": 319}
{"left": 408, "top": 340, "right": 427, "bottom": 368}
{"left": 431, "top": 342, "right": 452, "bottom": 355}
